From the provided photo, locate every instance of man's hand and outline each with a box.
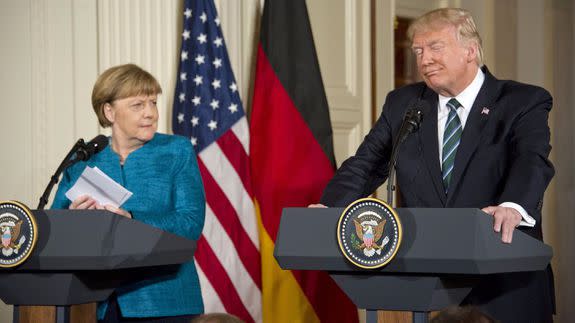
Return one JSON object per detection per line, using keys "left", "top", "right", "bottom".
{"left": 482, "top": 206, "right": 522, "bottom": 243}
{"left": 308, "top": 204, "right": 327, "bottom": 208}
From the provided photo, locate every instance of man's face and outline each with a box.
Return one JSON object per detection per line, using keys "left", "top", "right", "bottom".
{"left": 411, "top": 25, "right": 477, "bottom": 97}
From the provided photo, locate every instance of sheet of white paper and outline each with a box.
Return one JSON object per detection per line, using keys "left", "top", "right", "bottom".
{"left": 65, "top": 166, "right": 133, "bottom": 207}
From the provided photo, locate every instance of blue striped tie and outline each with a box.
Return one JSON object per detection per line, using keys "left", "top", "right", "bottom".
{"left": 442, "top": 98, "right": 463, "bottom": 193}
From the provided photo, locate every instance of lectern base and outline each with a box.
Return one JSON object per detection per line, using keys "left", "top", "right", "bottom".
{"left": 15, "top": 303, "right": 96, "bottom": 323}
{"left": 367, "top": 310, "right": 436, "bottom": 323}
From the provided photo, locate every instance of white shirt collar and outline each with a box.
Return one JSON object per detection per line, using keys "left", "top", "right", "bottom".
{"left": 438, "top": 67, "right": 485, "bottom": 113}
{"left": 436, "top": 67, "right": 485, "bottom": 161}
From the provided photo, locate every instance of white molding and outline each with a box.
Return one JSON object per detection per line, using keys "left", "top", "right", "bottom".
{"left": 309, "top": 0, "right": 366, "bottom": 112}
{"left": 72, "top": 0, "right": 100, "bottom": 139}
{"left": 332, "top": 121, "right": 361, "bottom": 166}
{"left": 325, "top": 0, "right": 362, "bottom": 110}
{"left": 360, "top": 0, "right": 372, "bottom": 137}
{"left": 375, "top": 0, "right": 395, "bottom": 117}
{"left": 97, "top": 0, "right": 180, "bottom": 134}
{"left": 30, "top": 0, "right": 48, "bottom": 204}
{"left": 344, "top": 0, "right": 358, "bottom": 97}
{"left": 240, "top": 0, "right": 262, "bottom": 112}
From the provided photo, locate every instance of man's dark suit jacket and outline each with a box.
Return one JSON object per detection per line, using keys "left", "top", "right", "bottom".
{"left": 321, "top": 66, "right": 555, "bottom": 322}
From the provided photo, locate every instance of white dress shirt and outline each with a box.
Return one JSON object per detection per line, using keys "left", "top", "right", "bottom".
{"left": 436, "top": 67, "right": 535, "bottom": 227}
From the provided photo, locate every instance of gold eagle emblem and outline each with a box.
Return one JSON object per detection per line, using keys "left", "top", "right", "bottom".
{"left": 353, "top": 218, "right": 388, "bottom": 257}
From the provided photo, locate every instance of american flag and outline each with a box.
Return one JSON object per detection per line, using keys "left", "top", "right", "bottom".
{"left": 172, "top": 1, "right": 261, "bottom": 322}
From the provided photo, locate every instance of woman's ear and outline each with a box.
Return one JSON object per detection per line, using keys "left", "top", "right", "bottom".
{"left": 103, "top": 103, "right": 115, "bottom": 124}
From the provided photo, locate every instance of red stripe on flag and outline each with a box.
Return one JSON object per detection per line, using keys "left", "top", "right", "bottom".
{"left": 195, "top": 236, "right": 254, "bottom": 323}
{"left": 197, "top": 158, "right": 262, "bottom": 288}
{"left": 217, "top": 130, "right": 254, "bottom": 198}
{"left": 251, "top": 45, "right": 358, "bottom": 323}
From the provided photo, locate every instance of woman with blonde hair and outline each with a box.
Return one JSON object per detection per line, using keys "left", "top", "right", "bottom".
{"left": 52, "top": 64, "right": 205, "bottom": 322}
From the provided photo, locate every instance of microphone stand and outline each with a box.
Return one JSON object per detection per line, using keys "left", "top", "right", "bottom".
{"left": 37, "top": 139, "right": 88, "bottom": 210}
{"left": 386, "top": 109, "right": 423, "bottom": 207}
{"left": 386, "top": 123, "right": 408, "bottom": 206}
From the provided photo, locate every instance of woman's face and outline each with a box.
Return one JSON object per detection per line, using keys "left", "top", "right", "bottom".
{"left": 105, "top": 94, "right": 159, "bottom": 146}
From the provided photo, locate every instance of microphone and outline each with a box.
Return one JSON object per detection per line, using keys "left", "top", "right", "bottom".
{"left": 76, "top": 135, "right": 109, "bottom": 161}
{"left": 396, "top": 109, "right": 423, "bottom": 143}
{"left": 386, "top": 108, "right": 424, "bottom": 205}
{"left": 37, "top": 135, "right": 108, "bottom": 210}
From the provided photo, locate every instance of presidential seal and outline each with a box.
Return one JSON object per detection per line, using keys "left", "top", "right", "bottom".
{"left": 0, "top": 201, "right": 38, "bottom": 268}
{"left": 337, "top": 198, "right": 402, "bottom": 269}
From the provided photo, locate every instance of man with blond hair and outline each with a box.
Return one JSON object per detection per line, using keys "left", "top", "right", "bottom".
{"left": 317, "top": 8, "right": 555, "bottom": 322}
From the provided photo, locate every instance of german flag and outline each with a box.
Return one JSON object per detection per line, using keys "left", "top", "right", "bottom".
{"left": 250, "top": 0, "right": 359, "bottom": 322}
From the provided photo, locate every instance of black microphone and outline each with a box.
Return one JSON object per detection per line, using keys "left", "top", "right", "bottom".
{"left": 76, "top": 135, "right": 109, "bottom": 161}
{"left": 386, "top": 108, "right": 424, "bottom": 205}
{"left": 37, "top": 135, "right": 108, "bottom": 210}
{"left": 397, "top": 109, "right": 424, "bottom": 143}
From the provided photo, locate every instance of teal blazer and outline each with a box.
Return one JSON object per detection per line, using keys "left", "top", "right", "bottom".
{"left": 52, "top": 133, "right": 205, "bottom": 318}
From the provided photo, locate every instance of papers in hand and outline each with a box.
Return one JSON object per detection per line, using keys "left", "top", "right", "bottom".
{"left": 65, "top": 166, "right": 132, "bottom": 207}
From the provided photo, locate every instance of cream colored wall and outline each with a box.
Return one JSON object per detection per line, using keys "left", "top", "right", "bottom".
{"left": 0, "top": 0, "right": 98, "bottom": 322}
{"left": 546, "top": 0, "right": 575, "bottom": 321}
{"left": 0, "top": 0, "right": 99, "bottom": 206}
{"left": 0, "top": 0, "right": 98, "bottom": 320}
{"left": 0, "top": 0, "right": 573, "bottom": 322}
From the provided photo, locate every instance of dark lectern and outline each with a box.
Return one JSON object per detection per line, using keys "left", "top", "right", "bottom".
{"left": 274, "top": 208, "right": 552, "bottom": 323}
{"left": 0, "top": 209, "right": 197, "bottom": 323}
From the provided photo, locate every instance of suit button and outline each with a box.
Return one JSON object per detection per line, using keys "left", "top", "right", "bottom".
{"left": 537, "top": 199, "right": 543, "bottom": 211}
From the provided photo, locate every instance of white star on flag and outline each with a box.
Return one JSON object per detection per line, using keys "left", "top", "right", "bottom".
{"left": 228, "top": 103, "right": 238, "bottom": 113}
{"left": 212, "top": 79, "right": 221, "bottom": 89}
{"left": 193, "top": 75, "right": 203, "bottom": 85}
{"left": 229, "top": 82, "right": 237, "bottom": 92}
{"left": 195, "top": 54, "right": 205, "bottom": 65}
{"left": 213, "top": 58, "right": 222, "bottom": 69}
{"left": 213, "top": 37, "right": 223, "bottom": 47}
{"left": 181, "top": 51, "right": 188, "bottom": 61}
{"left": 184, "top": 8, "right": 192, "bottom": 19}
{"left": 197, "top": 33, "right": 207, "bottom": 44}
{"left": 200, "top": 12, "right": 207, "bottom": 23}
{"left": 210, "top": 99, "right": 219, "bottom": 110}
{"left": 179, "top": 92, "right": 186, "bottom": 102}
{"left": 191, "top": 137, "right": 197, "bottom": 146}
{"left": 182, "top": 29, "right": 191, "bottom": 40}
{"left": 192, "top": 96, "right": 201, "bottom": 106}
{"left": 177, "top": 113, "right": 185, "bottom": 123}
{"left": 207, "top": 120, "right": 217, "bottom": 130}
{"left": 214, "top": 16, "right": 220, "bottom": 26}
{"left": 191, "top": 116, "right": 199, "bottom": 127}
{"left": 180, "top": 73, "right": 187, "bottom": 81}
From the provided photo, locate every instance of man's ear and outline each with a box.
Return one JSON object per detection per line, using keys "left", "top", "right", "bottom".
{"left": 103, "top": 103, "right": 115, "bottom": 124}
{"left": 466, "top": 43, "right": 478, "bottom": 63}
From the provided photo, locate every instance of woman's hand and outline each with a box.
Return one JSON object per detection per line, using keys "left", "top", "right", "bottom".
{"left": 70, "top": 195, "right": 99, "bottom": 210}
{"left": 102, "top": 204, "right": 132, "bottom": 218}
{"left": 71, "top": 196, "right": 131, "bottom": 218}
